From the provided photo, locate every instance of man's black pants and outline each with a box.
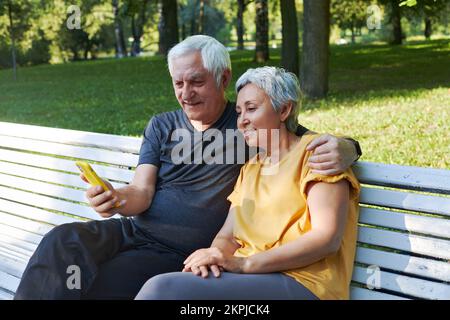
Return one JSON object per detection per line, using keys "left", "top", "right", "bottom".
{"left": 14, "top": 218, "right": 185, "bottom": 300}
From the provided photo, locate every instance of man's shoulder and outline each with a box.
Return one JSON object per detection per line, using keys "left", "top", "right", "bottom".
{"left": 145, "top": 109, "right": 186, "bottom": 130}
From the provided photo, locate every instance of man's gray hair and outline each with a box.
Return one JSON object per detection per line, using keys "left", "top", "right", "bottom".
{"left": 235, "top": 67, "right": 302, "bottom": 133}
{"left": 168, "top": 35, "right": 231, "bottom": 88}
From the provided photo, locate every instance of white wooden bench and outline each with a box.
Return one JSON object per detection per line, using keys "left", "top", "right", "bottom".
{"left": 0, "top": 121, "right": 449, "bottom": 300}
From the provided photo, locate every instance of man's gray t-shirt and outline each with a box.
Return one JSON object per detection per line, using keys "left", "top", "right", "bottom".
{"left": 132, "top": 102, "right": 248, "bottom": 255}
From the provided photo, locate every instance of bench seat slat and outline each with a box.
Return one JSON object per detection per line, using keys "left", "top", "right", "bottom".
{"left": 0, "top": 224, "right": 43, "bottom": 246}
{"left": 0, "top": 186, "right": 103, "bottom": 221}
{"left": 357, "top": 226, "right": 450, "bottom": 260}
{"left": 349, "top": 286, "right": 407, "bottom": 300}
{"left": 359, "top": 207, "right": 450, "bottom": 239}
{"left": 0, "top": 288, "right": 14, "bottom": 300}
{"left": 0, "top": 135, "right": 139, "bottom": 168}
{"left": 360, "top": 187, "right": 450, "bottom": 216}
{"left": 351, "top": 266, "right": 450, "bottom": 300}
{"left": 0, "top": 149, "right": 134, "bottom": 183}
{"left": 355, "top": 246, "right": 450, "bottom": 282}
{"left": 353, "top": 161, "right": 450, "bottom": 194}
{"left": 0, "top": 254, "right": 26, "bottom": 278}
{"left": 0, "top": 269, "right": 20, "bottom": 293}
{"left": 0, "top": 200, "right": 83, "bottom": 226}
{"left": 0, "top": 121, "right": 142, "bottom": 154}
{"left": 0, "top": 234, "right": 37, "bottom": 254}
{"left": 0, "top": 211, "right": 54, "bottom": 236}
{"left": 0, "top": 248, "right": 28, "bottom": 266}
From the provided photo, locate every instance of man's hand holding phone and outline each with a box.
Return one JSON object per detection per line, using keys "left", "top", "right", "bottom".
{"left": 77, "top": 162, "right": 126, "bottom": 218}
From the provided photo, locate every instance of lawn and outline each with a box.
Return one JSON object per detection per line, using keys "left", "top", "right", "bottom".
{"left": 0, "top": 39, "right": 449, "bottom": 169}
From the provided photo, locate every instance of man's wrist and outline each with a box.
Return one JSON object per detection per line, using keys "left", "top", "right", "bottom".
{"left": 345, "top": 138, "right": 362, "bottom": 163}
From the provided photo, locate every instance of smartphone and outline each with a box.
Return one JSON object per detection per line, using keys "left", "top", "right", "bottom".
{"left": 76, "top": 161, "right": 121, "bottom": 208}
{"left": 75, "top": 161, "right": 110, "bottom": 191}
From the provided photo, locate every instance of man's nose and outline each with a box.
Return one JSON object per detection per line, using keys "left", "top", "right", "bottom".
{"left": 181, "top": 84, "right": 195, "bottom": 101}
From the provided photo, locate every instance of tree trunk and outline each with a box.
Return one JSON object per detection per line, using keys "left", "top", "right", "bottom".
{"left": 7, "top": 0, "right": 17, "bottom": 80}
{"left": 199, "top": 0, "right": 205, "bottom": 34}
{"left": 254, "top": 0, "right": 269, "bottom": 63}
{"left": 237, "top": 0, "right": 245, "bottom": 50}
{"left": 130, "top": 0, "right": 149, "bottom": 56}
{"left": 351, "top": 21, "right": 355, "bottom": 44}
{"left": 424, "top": 16, "right": 432, "bottom": 39}
{"left": 159, "top": 0, "right": 179, "bottom": 56}
{"left": 391, "top": 0, "right": 402, "bottom": 45}
{"left": 280, "top": 0, "right": 299, "bottom": 76}
{"left": 112, "top": 0, "right": 127, "bottom": 58}
{"left": 300, "top": 0, "right": 330, "bottom": 99}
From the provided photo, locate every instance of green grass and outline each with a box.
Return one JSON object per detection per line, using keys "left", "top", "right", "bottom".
{"left": 0, "top": 39, "right": 449, "bottom": 169}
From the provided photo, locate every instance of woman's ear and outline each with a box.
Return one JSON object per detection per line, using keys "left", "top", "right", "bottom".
{"left": 280, "top": 102, "right": 293, "bottom": 122}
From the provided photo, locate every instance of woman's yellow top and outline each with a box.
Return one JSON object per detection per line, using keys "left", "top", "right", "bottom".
{"left": 227, "top": 134, "right": 360, "bottom": 300}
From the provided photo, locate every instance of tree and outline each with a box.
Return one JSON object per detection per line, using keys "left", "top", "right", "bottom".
{"left": 300, "top": 0, "right": 330, "bottom": 99}
{"left": 236, "top": 0, "right": 253, "bottom": 50}
{"left": 280, "top": 0, "right": 299, "bottom": 76}
{"left": 254, "top": 0, "right": 268, "bottom": 63}
{"left": 112, "top": 0, "right": 127, "bottom": 58}
{"left": 331, "top": 0, "right": 368, "bottom": 44}
{"left": 6, "top": 0, "right": 17, "bottom": 80}
{"left": 125, "top": 0, "right": 151, "bottom": 56}
{"left": 158, "top": 0, "right": 179, "bottom": 55}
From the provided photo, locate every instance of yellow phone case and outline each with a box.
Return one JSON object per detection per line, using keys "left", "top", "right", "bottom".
{"left": 75, "top": 161, "right": 110, "bottom": 191}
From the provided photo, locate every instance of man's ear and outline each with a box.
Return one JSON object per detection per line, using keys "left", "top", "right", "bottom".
{"left": 222, "top": 69, "right": 232, "bottom": 89}
{"left": 280, "top": 102, "right": 293, "bottom": 122}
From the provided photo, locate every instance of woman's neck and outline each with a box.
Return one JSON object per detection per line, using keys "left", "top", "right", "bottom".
{"left": 265, "top": 126, "right": 300, "bottom": 164}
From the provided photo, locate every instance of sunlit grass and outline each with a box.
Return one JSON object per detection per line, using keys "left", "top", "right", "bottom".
{"left": 0, "top": 39, "right": 448, "bottom": 168}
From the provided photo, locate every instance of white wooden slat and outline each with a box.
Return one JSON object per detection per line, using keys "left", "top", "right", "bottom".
{"left": 0, "top": 254, "right": 26, "bottom": 278}
{"left": 0, "top": 186, "right": 103, "bottom": 221}
{"left": 0, "top": 269, "right": 20, "bottom": 293}
{"left": 355, "top": 246, "right": 450, "bottom": 282}
{"left": 0, "top": 288, "right": 14, "bottom": 300}
{"left": 0, "top": 161, "right": 89, "bottom": 189}
{"left": 354, "top": 161, "right": 450, "bottom": 194}
{"left": 0, "top": 162, "right": 126, "bottom": 192}
{"left": 0, "top": 149, "right": 134, "bottom": 183}
{"left": 0, "top": 173, "right": 88, "bottom": 204}
{"left": 360, "top": 187, "right": 450, "bottom": 216}
{"left": 349, "top": 286, "right": 407, "bottom": 300}
{"left": 359, "top": 207, "right": 450, "bottom": 239}
{"left": 0, "top": 135, "right": 139, "bottom": 168}
{"left": 357, "top": 226, "right": 450, "bottom": 260}
{"left": 0, "top": 199, "right": 84, "bottom": 226}
{"left": 0, "top": 234, "right": 37, "bottom": 253}
{"left": 0, "top": 211, "right": 53, "bottom": 236}
{"left": 352, "top": 266, "right": 450, "bottom": 300}
{"left": 0, "top": 224, "right": 43, "bottom": 246}
{"left": 0, "top": 121, "right": 142, "bottom": 154}
{"left": 0, "top": 246, "right": 29, "bottom": 264}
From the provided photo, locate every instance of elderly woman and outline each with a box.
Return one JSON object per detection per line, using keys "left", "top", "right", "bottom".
{"left": 135, "top": 67, "right": 360, "bottom": 300}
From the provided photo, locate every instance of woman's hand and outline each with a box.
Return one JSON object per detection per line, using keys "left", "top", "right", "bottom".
{"left": 182, "top": 247, "right": 247, "bottom": 278}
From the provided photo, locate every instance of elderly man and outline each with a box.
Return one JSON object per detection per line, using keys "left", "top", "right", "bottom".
{"left": 14, "top": 35, "right": 361, "bottom": 300}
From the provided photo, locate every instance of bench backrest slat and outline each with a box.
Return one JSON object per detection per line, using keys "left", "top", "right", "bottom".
{"left": 353, "top": 161, "right": 450, "bottom": 194}
{"left": 0, "top": 149, "right": 135, "bottom": 183}
{"left": 359, "top": 207, "right": 450, "bottom": 238}
{"left": 352, "top": 266, "right": 450, "bottom": 300}
{"left": 355, "top": 247, "right": 450, "bottom": 282}
{"left": 0, "top": 121, "right": 142, "bottom": 154}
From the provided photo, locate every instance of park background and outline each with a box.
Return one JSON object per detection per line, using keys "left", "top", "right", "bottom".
{"left": 0, "top": 0, "right": 449, "bottom": 169}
